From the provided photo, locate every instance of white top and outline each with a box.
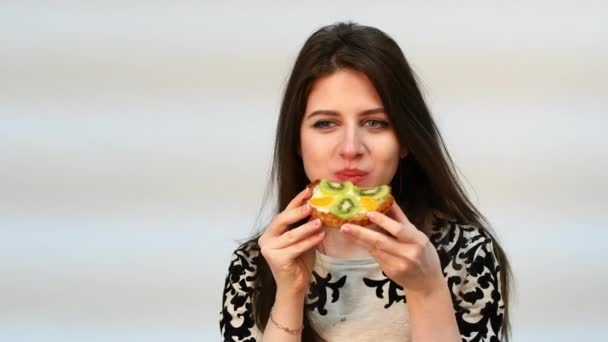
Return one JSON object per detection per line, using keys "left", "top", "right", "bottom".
{"left": 306, "top": 250, "right": 411, "bottom": 341}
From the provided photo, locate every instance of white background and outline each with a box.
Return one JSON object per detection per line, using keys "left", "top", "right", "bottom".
{"left": 1, "top": 1, "right": 607, "bottom": 341}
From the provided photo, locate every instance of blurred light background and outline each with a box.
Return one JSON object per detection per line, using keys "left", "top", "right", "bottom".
{"left": 1, "top": 1, "right": 607, "bottom": 341}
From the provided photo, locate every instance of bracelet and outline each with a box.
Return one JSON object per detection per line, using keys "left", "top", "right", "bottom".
{"left": 269, "top": 308, "right": 304, "bottom": 335}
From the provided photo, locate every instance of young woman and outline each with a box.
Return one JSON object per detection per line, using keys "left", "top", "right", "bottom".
{"left": 220, "top": 22, "right": 511, "bottom": 342}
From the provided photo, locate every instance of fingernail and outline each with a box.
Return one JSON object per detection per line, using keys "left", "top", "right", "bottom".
{"left": 312, "top": 218, "right": 321, "bottom": 226}
{"left": 341, "top": 225, "right": 352, "bottom": 233}
{"left": 366, "top": 212, "right": 375, "bottom": 218}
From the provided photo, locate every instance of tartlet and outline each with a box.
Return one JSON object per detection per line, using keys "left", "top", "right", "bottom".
{"left": 307, "top": 179, "right": 394, "bottom": 228}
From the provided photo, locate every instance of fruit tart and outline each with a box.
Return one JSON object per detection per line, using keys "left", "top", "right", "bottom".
{"left": 307, "top": 179, "right": 394, "bottom": 228}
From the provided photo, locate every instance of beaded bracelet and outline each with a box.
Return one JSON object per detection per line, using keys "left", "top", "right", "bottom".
{"left": 269, "top": 308, "right": 304, "bottom": 335}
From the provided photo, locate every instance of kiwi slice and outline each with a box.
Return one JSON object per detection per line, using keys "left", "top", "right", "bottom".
{"left": 319, "top": 179, "right": 353, "bottom": 195}
{"left": 329, "top": 195, "right": 360, "bottom": 218}
{"left": 355, "top": 184, "right": 389, "bottom": 199}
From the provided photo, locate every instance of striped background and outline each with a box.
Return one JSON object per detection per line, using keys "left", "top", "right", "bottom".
{"left": 1, "top": 1, "right": 607, "bottom": 341}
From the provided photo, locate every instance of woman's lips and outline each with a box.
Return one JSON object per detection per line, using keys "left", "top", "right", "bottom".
{"left": 335, "top": 175, "right": 366, "bottom": 184}
{"left": 334, "top": 172, "right": 368, "bottom": 184}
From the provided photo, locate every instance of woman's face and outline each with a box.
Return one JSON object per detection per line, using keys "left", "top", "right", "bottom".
{"left": 300, "top": 68, "right": 406, "bottom": 187}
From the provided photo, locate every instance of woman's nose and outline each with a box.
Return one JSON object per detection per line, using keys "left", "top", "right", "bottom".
{"left": 339, "top": 127, "right": 364, "bottom": 160}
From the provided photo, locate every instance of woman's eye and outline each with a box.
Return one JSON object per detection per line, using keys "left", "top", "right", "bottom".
{"left": 313, "top": 120, "right": 335, "bottom": 129}
{"left": 366, "top": 119, "right": 390, "bottom": 129}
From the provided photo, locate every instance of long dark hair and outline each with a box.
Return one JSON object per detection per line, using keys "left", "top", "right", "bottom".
{"left": 245, "top": 21, "right": 511, "bottom": 341}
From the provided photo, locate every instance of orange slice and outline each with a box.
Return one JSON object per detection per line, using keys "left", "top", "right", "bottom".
{"left": 360, "top": 196, "right": 378, "bottom": 211}
{"left": 310, "top": 196, "right": 334, "bottom": 208}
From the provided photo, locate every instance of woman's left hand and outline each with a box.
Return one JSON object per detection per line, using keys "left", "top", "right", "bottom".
{"left": 341, "top": 202, "right": 446, "bottom": 295}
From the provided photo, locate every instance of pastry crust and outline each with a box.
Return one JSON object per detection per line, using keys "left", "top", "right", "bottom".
{"left": 307, "top": 179, "right": 394, "bottom": 229}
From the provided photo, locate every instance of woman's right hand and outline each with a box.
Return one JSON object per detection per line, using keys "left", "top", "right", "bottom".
{"left": 258, "top": 186, "right": 325, "bottom": 296}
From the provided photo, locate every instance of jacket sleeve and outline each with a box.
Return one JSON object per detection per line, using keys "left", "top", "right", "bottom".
{"left": 450, "top": 236, "right": 505, "bottom": 342}
{"left": 220, "top": 243, "right": 261, "bottom": 342}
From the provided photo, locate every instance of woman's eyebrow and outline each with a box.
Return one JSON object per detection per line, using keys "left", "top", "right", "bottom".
{"left": 306, "top": 107, "right": 385, "bottom": 119}
{"left": 359, "top": 108, "right": 386, "bottom": 116}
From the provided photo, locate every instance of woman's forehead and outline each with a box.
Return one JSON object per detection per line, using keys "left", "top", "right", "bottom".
{"left": 305, "top": 69, "right": 383, "bottom": 115}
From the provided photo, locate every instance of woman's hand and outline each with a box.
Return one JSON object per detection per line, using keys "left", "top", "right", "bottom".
{"left": 341, "top": 202, "right": 445, "bottom": 295}
{"left": 258, "top": 187, "right": 325, "bottom": 296}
